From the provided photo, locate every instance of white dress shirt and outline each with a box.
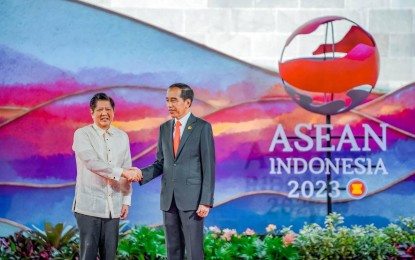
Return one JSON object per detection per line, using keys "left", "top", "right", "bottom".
{"left": 72, "top": 124, "right": 132, "bottom": 218}
{"left": 174, "top": 111, "right": 191, "bottom": 139}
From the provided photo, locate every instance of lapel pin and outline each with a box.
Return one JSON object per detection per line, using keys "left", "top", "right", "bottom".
{"left": 188, "top": 126, "right": 192, "bottom": 130}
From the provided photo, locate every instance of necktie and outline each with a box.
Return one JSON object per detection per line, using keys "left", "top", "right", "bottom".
{"left": 174, "top": 121, "right": 181, "bottom": 157}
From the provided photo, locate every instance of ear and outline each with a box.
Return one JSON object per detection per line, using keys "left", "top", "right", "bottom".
{"left": 185, "top": 99, "right": 191, "bottom": 108}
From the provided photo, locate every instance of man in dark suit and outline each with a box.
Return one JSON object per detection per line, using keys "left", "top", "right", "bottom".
{"left": 139, "top": 83, "right": 215, "bottom": 260}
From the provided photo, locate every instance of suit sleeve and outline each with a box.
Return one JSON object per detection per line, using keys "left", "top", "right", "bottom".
{"left": 199, "top": 122, "right": 216, "bottom": 207}
{"left": 140, "top": 125, "right": 164, "bottom": 185}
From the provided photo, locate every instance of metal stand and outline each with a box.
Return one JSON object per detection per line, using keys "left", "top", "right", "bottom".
{"left": 326, "top": 114, "right": 332, "bottom": 215}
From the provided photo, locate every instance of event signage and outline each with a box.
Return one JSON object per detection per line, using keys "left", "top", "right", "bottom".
{"left": 268, "top": 123, "right": 387, "bottom": 199}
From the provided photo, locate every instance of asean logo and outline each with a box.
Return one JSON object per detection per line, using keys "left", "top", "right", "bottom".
{"left": 279, "top": 16, "right": 379, "bottom": 115}
{"left": 347, "top": 178, "right": 368, "bottom": 199}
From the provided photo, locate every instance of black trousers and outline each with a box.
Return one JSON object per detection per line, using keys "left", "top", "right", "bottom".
{"left": 74, "top": 212, "right": 119, "bottom": 260}
{"left": 163, "top": 198, "right": 205, "bottom": 260}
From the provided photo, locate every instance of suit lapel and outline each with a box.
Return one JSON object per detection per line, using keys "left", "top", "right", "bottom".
{"left": 166, "top": 119, "right": 175, "bottom": 159}
{"left": 175, "top": 114, "right": 197, "bottom": 159}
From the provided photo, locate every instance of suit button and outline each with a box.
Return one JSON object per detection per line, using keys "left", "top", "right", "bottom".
{"left": 173, "top": 164, "right": 176, "bottom": 166}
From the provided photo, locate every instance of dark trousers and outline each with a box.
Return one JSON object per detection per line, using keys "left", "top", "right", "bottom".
{"left": 74, "top": 212, "right": 119, "bottom": 260}
{"left": 163, "top": 198, "right": 205, "bottom": 260}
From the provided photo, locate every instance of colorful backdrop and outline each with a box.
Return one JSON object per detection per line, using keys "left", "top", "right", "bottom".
{"left": 0, "top": 0, "right": 414, "bottom": 236}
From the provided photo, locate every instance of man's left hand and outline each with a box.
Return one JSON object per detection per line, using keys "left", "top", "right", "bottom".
{"left": 196, "top": 204, "right": 210, "bottom": 218}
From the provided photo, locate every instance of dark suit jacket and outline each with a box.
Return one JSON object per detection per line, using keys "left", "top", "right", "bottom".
{"left": 141, "top": 113, "right": 215, "bottom": 211}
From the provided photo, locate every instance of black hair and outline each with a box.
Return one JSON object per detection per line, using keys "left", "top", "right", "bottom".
{"left": 168, "top": 83, "right": 194, "bottom": 106}
{"left": 90, "top": 93, "right": 115, "bottom": 111}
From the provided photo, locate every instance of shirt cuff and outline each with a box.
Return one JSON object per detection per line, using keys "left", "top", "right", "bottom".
{"left": 110, "top": 167, "right": 123, "bottom": 181}
{"left": 123, "top": 195, "right": 131, "bottom": 206}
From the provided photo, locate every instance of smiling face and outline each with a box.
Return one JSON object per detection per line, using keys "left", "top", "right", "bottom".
{"left": 166, "top": 87, "right": 191, "bottom": 119}
{"left": 91, "top": 100, "right": 114, "bottom": 130}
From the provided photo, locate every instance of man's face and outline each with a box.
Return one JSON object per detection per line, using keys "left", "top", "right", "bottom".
{"left": 91, "top": 100, "right": 114, "bottom": 130}
{"left": 166, "top": 87, "right": 191, "bottom": 119}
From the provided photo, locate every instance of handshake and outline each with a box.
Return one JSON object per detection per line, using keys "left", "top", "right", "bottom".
{"left": 121, "top": 167, "right": 143, "bottom": 182}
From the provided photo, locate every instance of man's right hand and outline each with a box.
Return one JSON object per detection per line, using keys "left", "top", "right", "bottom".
{"left": 121, "top": 168, "right": 142, "bottom": 182}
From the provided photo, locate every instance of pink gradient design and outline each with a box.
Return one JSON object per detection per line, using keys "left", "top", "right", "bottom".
{"left": 1, "top": 80, "right": 414, "bottom": 186}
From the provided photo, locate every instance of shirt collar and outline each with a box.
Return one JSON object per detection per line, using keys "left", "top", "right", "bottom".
{"left": 92, "top": 124, "right": 114, "bottom": 136}
{"left": 175, "top": 111, "right": 191, "bottom": 127}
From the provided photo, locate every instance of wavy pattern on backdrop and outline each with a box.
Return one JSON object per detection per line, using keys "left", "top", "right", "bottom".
{"left": 0, "top": 0, "right": 414, "bottom": 235}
